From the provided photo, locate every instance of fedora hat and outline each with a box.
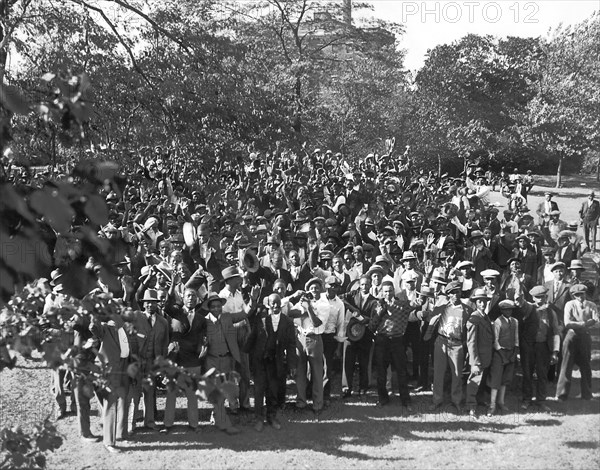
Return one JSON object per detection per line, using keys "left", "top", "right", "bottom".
{"left": 201, "top": 292, "right": 227, "bottom": 310}
{"left": 470, "top": 287, "right": 490, "bottom": 301}
{"left": 442, "top": 202, "right": 459, "bottom": 219}
{"left": 155, "top": 261, "right": 172, "bottom": 280}
{"left": 242, "top": 248, "right": 260, "bottom": 273}
{"left": 430, "top": 272, "right": 447, "bottom": 285}
{"left": 401, "top": 250, "right": 417, "bottom": 261}
{"left": 222, "top": 266, "right": 242, "bottom": 281}
{"left": 141, "top": 289, "right": 161, "bottom": 303}
{"left": 569, "top": 259, "right": 584, "bottom": 270}
{"left": 346, "top": 317, "right": 366, "bottom": 342}
{"left": 418, "top": 286, "right": 435, "bottom": 298}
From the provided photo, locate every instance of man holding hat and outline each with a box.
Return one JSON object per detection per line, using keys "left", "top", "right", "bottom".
{"left": 544, "top": 262, "right": 571, "bottom": 328}
{"left": 219, "top": 266, "right": 261, "bottom": 414}
{"left": 292, "top": 277, "right": 331, "bottom": 415}
{"left": 511, "top": 234, "right": 539, "bottom": 281}
{"left": 463, "top": 231, "right": 494, "bottom": 283}
{"left": 341, "top": 275, "right": 379, "bottom": 398}
{"left": 514, "top": 285, "right": 561, "bottom": 411}
{"left": 466, "top": 288, "right": 494, "bottom": 417}
{"left": 556, "top": 284, "right": 599, "bottom": 401}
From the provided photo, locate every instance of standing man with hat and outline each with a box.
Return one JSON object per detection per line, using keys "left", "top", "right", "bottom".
{"left": 466, "top": 288, "right": 494, "bottom": 417}
{"left": 463, "top": 231, "right": 494, "bottom": 283}
{"left": 137, "top": 289, "right": 169, "bottom": 431}
{"left": 512, "top": 234, "right": 539, "bottom": 282}
{"left": 320, "top": 276, "right": 347, "bottom": 405}
{"left": 369, "top": 281, "right": 413, "bottom": 410}
{"left": 579, "top": 191, "right": 599, "bottom": 252}
{"left": 429, "top": 281, "right": 471, "bottom": 412}
{"left": 556, "top": 284, "right": 599, "bottom": 401}
{"left": 219, "top": 266, "right": 261, "bottom": 414}
{"left": 292, "top": 277, "right": 331, "bottom": 416}
{"left": 514, "top": 286, "right": 561, "bottom": 411}
{"left": 203, "top": 292, "right": 249, "bottom": 434}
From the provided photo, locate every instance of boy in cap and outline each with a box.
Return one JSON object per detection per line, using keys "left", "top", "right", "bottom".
{"left": 514, "top": 286, "right": 561, "bottom": 411}
{"left": 556, "top": 284, "right": 599, "bottom": 401}
{"left": 466, "top": 288, "right": 494, "bottom": 417}
{"left": 429, "top": 281, "right": 471, "bottom": 412}
{"left": 488, "top": 300, "right": 519, "bottom": 416}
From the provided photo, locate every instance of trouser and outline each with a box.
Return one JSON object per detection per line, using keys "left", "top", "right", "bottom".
{"left": 127, "top": 378, "right": 142, "bottom": 431}
{"left": 205, "top": 354, "right": 236, "bottom": 430}
{"left": 418, "top": 338, "right": 433, "bottom": 388}
{"left": 557, "top": 330, "right": 592, "bottom": 400}
{"left": 253, "top": 358, "right": 280, "bottom": 422}
{"left": 296, "top": 334, "right": 324, "bottom": 411}
{"left": 404, "top": 322, "right": 422, "bottom": 379}
{"left": 50, "top": 368, "right": 73, "bottom": 412}
{"left": 433, "top": 336, "right": 464, "bottom": 406}
{"left": 164, "top": 366, "right": 202, "bottom": 428}
{"left": 235, "top": 352, "right": 251, "bottom": 409}
{"left": 322, "top": 333, "right": 339, "bottom": 400}
{"left": 98, "top": 386, "right": 128, "bottom": 446}
{"left": 583, "top": 223, "right": 597, "bottom": 251}
{"left": 521, "top": 341, "right": 551, "bottom": 402}
{"left": 465, "top": 367, "right": 490, "bottom": 408}
{"left": 74, "top": 377, "right": 92, "bottom": 437}
{"left": 374, "top": 335, "right": 410, "bottom": 404}
{"left": 344, "top": 337, "right": 373, "bottom": 392}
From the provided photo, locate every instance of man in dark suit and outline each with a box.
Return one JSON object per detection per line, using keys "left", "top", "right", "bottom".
{"left": 246, "top": 294, "right": 297, "bottom": 431}
{"left": 163, "top": 288, "right": 207, "bottom": 433}
{"left": 466, "top": 288, "right": 494, "bottom": 417}
{"left": 511, "top": 234, "right": 539, "bottom": 282}
{"left": 90, "top": 311, "right": 132, "bottom": 453}
{"left": 544, "top": 262, "right": 571, "bottom": 328}
{"left": 271, "top": 252, "right": 293, "bottom": 292}
{"left": 544, "top": 261, "right": 571, "bottom": 381}
{"left": 555, "top": 235, "right": 577, "bottom": 267}
{"left": 341, "top": 275, "right": 379, "bottom": 398}
{"left": 203, "top": 292, "right": 248, "bottom": 434}
{"left": 499, "top": 258, "right": 534, "bottom": 299}
{"left": 463, "top": 231, "right": 495, "bottom": 283}
{"left": 580, "top": 191, "right": 599, "bottom": 252}
{"left": 136, "top": 289, "right": 169, "bottom": 431}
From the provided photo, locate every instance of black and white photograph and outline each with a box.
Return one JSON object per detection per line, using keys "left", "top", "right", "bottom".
{"left": 0, "top": 1, "right": 598, "bottom": 468}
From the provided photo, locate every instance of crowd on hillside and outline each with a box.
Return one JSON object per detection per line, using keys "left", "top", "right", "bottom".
{"left": 25, "top": 147, "right": 600, "bottom": 453}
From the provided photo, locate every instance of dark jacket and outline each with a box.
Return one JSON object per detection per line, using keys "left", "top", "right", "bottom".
{"left": 467, "top": 311, "right": 494, "bottom": 369}
{"left": 245, "top": 311, "right": 297, "bottom": 378}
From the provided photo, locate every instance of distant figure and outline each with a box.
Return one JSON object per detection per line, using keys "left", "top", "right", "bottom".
{"left": 536, "top": 192, "right": 559, "bottom": 225}
{"left": 579, "top": 191, "right": 599, "bottom": 252}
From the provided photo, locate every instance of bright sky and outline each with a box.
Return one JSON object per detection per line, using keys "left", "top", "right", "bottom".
{"left": 367, "top": 0, "right": 599, "bottom": 71}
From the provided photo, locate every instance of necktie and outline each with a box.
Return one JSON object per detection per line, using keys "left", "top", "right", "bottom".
{"left": 147, "top": 315, "right": 153, "bottom": 329}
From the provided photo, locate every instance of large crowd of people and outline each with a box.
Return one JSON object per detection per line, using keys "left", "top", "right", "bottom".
{"left": 25, "top": 148, "right": 599, "bottom": 453}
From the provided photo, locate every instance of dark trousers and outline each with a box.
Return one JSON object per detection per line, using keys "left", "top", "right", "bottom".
{"left": 465, "top": 367, "right": 490, "bottom": 408}
{"left": 418, "top": 338, "right": 433, "bottom": 388}
{"left": 557, "top": 330, "right": 592, "bottom": 400}
{"left": 74, "top": 377, "right": 92, "bottom": 437}
{"left": 374, "top": 335, "right": 410, "bottom": 404}
{"left": 521, "top": 341, "right": 551, "bottom": 402}
{"left": 253, "top": 358, "right": 280, "bottom": 422}
{"left": 322, "top": 333, "right": 339, "bottom": 400}
{"left": 345, "top": 338, "right": 373, "bottom": 392}
{"left": 404, "top": 322, "right": 422, "bottom": 379}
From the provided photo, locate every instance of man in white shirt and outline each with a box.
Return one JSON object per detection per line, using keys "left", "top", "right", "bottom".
{"left": 320, "top": 276, "right": 346, "bottom": 405}
{"left": 219, "top": 266, "right": 259, "bottom": 412}
{"left": 290, "top": 277, "right": 331, "bottom": 415}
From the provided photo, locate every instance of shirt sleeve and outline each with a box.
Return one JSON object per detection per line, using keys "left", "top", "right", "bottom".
{"left": 334, "top": 301, "right": 346, "bottom": 342}
{"left": 493, "top": 319, "right": 501, "bottom": 351}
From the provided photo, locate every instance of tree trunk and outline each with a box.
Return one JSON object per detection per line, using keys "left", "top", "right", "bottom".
{"left": 438, "top": 153, "right": 442, "bottom": 177}
{"left": 597, "top": 154, "right": 599, "bottom": 182}
{"left": 555, "top": 155, "right": 563, "bottom": 188}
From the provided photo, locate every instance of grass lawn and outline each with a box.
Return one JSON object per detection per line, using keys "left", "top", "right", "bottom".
{"left": 0, "top": 176, "right": 599, "bottom": 469}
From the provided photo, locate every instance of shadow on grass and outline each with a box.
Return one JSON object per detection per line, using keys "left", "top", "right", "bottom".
{"left": 523, "top": 418, "right": 561, "bottom": 427}
{"left": 128, "top": 403, "right": 512, "bottom": 458}
{"left": 563, "top": 441, "right": 599, "bottom": 449}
